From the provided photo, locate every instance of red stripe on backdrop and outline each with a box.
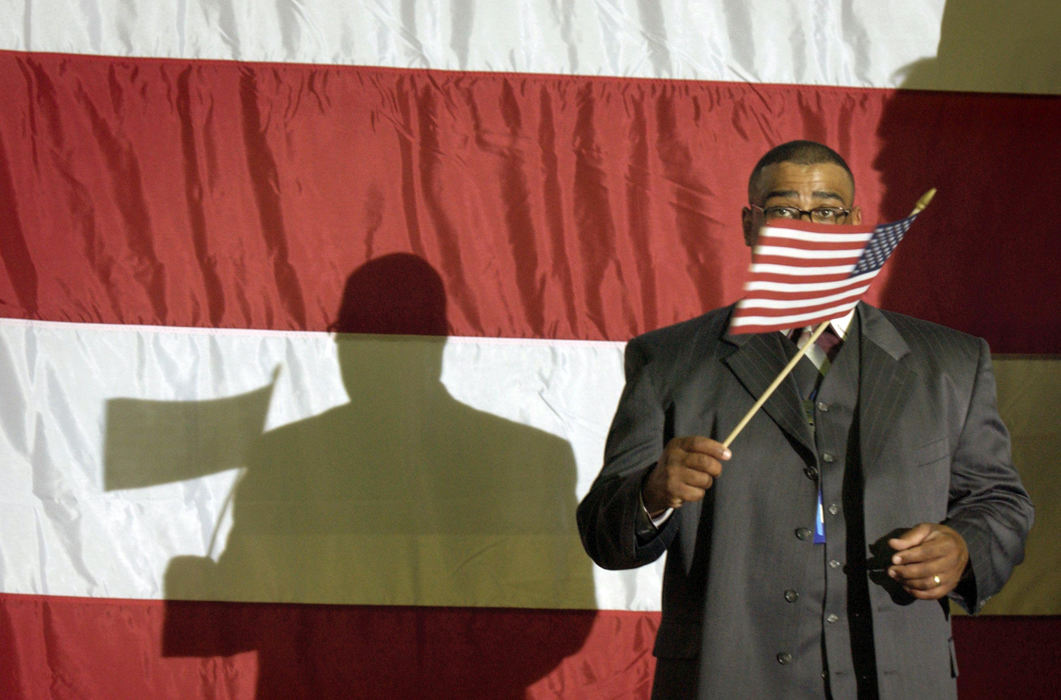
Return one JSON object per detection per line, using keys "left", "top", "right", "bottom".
{"left": 0, "top": 594, "right": 1056, "bottom": 699}
{"left": 0, "top": 594, "right": 655, "bottom": 699}
{"left": 0, "top": 51, "right": 1057, "bottom": 351}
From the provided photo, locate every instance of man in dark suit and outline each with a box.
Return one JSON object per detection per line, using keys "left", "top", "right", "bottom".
{"left": 576, "top": 141, "right": 1033, "bottom": 698}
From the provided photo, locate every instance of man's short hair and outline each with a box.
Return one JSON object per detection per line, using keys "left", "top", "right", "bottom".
{"left": 747, "top": 140, "right": 854, "bottom": 200}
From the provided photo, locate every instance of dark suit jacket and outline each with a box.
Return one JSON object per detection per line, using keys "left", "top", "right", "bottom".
{"left": 577, "top": 303, "right": 1033, "bottom": 698}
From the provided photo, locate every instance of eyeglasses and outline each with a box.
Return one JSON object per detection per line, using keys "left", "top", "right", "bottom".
{"left": 751, "top": 203, "right": 851, "bottom": 224}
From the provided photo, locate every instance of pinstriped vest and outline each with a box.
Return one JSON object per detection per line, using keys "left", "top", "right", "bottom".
{"left": 788, "top": 313, "right": 880, "bottom": 698}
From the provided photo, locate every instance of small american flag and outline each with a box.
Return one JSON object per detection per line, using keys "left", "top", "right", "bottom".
{"left": 728, "top": 214, "right": 918, "bottom": 334}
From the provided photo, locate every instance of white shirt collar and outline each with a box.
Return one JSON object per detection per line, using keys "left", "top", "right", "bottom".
{"left": 779, "top": 308, "right": 856, "bottom": 340}
{"left": 830, "top": 309, "right": 856, "bottom": 340}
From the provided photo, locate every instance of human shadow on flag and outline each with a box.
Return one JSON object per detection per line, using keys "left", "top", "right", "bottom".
{"left": 874, "top": 0, "right": 1057, "bottom": 626}
{"left": 872, "top": 0, "right": 1056, "bottom": 348}
{"left": 105, "top": 253, "right": 594, "bottom": 696}
{"left": 868, "top": 5, "right": 1057, "bottom": 695}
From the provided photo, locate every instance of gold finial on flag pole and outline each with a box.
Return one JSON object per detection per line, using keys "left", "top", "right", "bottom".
{"left": 720, "top": 189, "right": 937, "bottom": 449}
{"left": 911, "top": 188, "right": 937, "bottom": 215}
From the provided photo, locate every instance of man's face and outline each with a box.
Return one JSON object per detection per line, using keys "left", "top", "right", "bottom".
{"left": 741, "top": 161, "right": 862, "bottom": 247}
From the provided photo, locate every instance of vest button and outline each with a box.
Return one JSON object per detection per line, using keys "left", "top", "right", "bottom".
{"left": 829, "top": 559, "right": 842, "bottom": 569}
{"left": 816, "top": 401, "right": 830, "bottom": 412}
{"left": 821, "top": 452, "right": 836, "bottom": 463}
{"left": 795, "top": 528, "right": 813, "bottom": 541}
{"left": 826, "top": 613, "right": 840, "bottom": 624}
{"left": 784, "top": 589, "right": 799, "bottom": 603}
{"left": 777, "top": 652, "right": 792, "bottom": 665}
{"left": 803, "top": 466, "right": 819, "bottom": 480}
{"left": 827, "top": 503, "right": 840, "bottom": 516}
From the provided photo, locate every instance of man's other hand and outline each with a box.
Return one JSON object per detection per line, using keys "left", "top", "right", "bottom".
{"left": 642, "top": 436, "right": 730, "bottom": 516}
{"left": 887, "top": 523, "right": 969, "bottom": 599}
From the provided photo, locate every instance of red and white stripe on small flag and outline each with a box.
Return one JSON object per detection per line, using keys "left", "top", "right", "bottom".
{"left": 729, "top": 213, "right": 919, "bottom": 334}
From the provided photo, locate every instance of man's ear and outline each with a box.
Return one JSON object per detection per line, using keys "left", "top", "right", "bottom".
{"left": 851, "top": 205, "right": 862, "bottom": 226}
{"left": 741, "top": 206, "right": 757, "bottom": 247}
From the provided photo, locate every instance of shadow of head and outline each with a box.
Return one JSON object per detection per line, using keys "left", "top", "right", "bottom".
{"left": 871, "top": 1, "right": 1058, "bottom": 339}
{"left": 331, "top": 252, "right": 449, "bottom": 336}
{"left": 331, "top": 253, "right": 451, "bottom": 397}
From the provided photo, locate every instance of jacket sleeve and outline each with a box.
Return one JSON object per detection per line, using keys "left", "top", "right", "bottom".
{"left": 944, "top": 338, "right": 1034, "bottom": 613}
{"left": 576, "top": 337, "right": 680, "bottom": 570}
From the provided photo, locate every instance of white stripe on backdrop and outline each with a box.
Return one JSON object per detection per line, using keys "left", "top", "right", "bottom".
{"left": 0, "top": 0, "right": 952, "bottom": 87}
{"left": 0, "top": 318, "right": 672, "bottom": 610}
{"left": 3, "top": 318, "right": 1052, "bottom": 611}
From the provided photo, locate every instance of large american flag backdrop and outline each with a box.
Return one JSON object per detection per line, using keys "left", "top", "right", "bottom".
{"left": 1, "top": 2, "right": 1058, "bottom": 697}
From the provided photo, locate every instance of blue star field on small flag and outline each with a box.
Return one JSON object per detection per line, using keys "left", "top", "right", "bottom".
{"left": 851, "top": 215, "right": 916, "bottom": 277}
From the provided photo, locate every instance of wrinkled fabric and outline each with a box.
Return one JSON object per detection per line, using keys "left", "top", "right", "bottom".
{"left": 1, "top": 1, "right": 1059, "bottom": 698}
{"left": 1, "top": 0, "right": 960, "bottom": 89}
{"left": 0, "top": 319, "right": 1054, "bottom": 612}
{"left": 0, "top": 319, "right": 638, "bottom": 607}
{"left": 0, "top": 53, "right": 1057, "bottom": 349}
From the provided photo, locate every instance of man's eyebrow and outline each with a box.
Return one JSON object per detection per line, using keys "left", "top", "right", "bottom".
{"left": 811, "top": 190, "right": 846, "bottom": 202}
{"left": 763, "top": 189, "right": 847, "bottom": 203}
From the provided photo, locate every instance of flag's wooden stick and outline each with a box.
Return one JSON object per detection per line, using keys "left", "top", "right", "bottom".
{"left": 720, "top": 320, "right": 827, "bottom": 448}
{"left": 720, "top": 189, "right": 937, "bottom": 449}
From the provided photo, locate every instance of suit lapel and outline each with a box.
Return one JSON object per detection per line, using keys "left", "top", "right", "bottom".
{"left": 720, "top": 330, "right": 815, "bottom": 453}
{"left": 857, "top": 304, "right": 916, "bottom": 470}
